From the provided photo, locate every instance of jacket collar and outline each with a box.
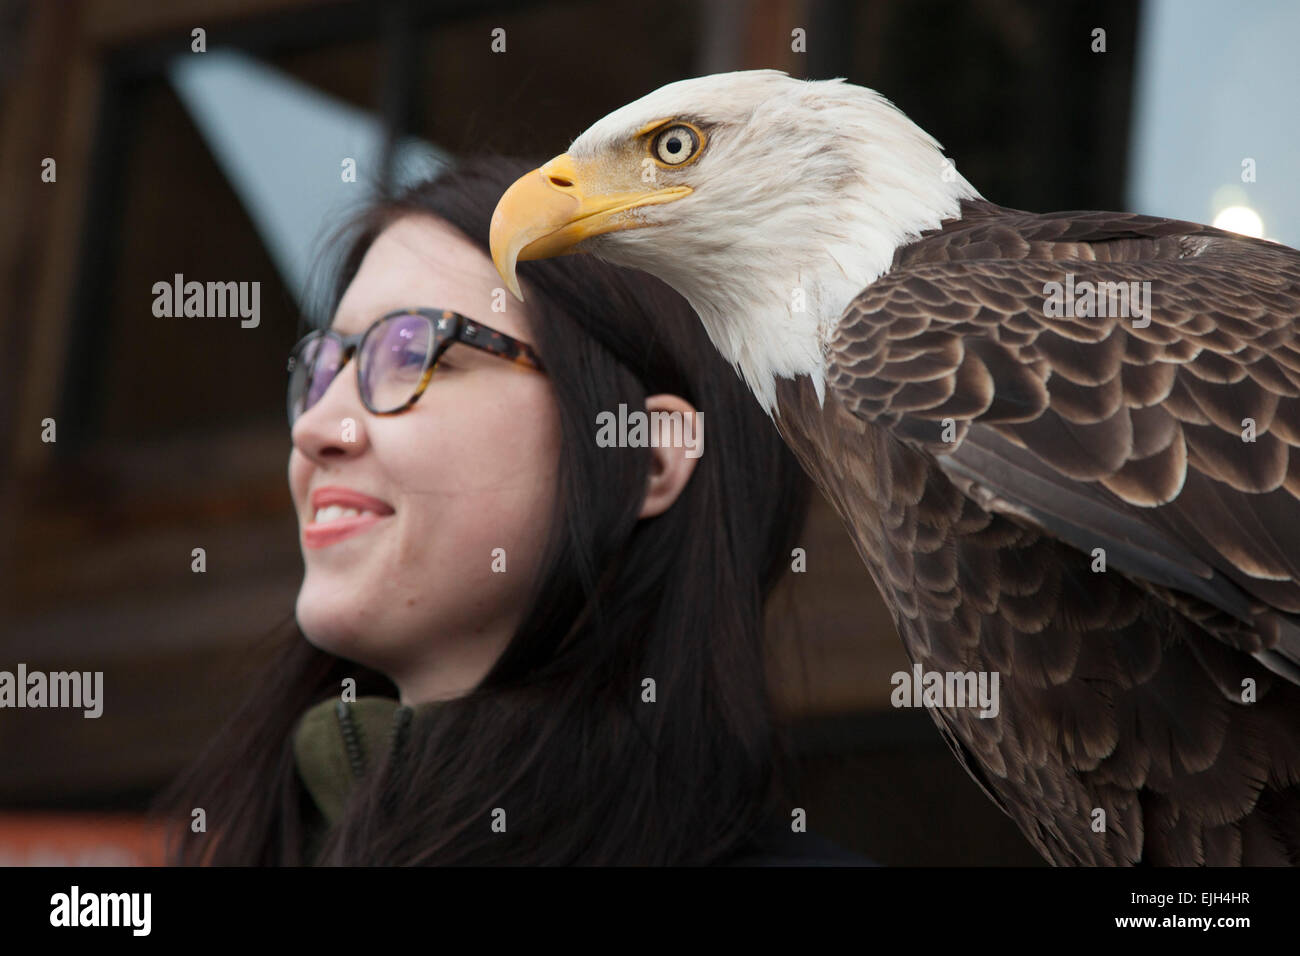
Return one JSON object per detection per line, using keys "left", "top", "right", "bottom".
{"left": 292, "top": 695, "right": 418, "bottom": 826}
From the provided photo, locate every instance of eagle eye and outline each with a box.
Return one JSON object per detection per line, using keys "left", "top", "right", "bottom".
{"left": 652, "top": 124, "right": 701, "bottom": 166}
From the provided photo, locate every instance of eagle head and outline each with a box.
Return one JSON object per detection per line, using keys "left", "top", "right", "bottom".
{"left": 490, "top": 69, "right": 979, "bottom": 415}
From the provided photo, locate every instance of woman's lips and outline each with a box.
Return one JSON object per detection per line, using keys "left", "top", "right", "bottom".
{"left": 303, "top": 512, "right": 389, "bottom": 549}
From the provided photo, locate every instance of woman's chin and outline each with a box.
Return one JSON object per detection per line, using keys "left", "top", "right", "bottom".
{"left": 295, "top": 591, "right": 367, "bottom": 657}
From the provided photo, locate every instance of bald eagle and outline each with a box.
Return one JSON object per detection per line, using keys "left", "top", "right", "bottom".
{"left": 489, "top": 69, "right": 1300, "bottom": 866}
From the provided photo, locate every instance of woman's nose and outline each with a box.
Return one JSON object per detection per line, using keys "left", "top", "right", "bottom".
{"left": 291, "top": 359, "right": 369, "bottom": 454}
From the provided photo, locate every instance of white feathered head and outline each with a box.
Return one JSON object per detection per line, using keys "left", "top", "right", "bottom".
{"left": 491, "top": 69, "right": 978, "bottom": 415}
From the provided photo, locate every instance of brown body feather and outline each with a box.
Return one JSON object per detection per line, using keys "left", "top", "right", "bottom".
{"left": 774, "top": 199, "right": 1300, "bottom": 865}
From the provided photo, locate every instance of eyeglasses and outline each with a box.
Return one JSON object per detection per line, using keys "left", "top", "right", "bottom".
{"left": 287, "top": 308, "right": 545, "bottom": 427}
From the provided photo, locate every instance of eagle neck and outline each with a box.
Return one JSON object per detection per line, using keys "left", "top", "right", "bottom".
{"left": 687, "top": 176, "right": 984, "bottom": 422}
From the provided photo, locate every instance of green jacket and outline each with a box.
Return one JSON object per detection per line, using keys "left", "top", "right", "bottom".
{"left": 292, "top": 695, "right": 417, "bottom": 864}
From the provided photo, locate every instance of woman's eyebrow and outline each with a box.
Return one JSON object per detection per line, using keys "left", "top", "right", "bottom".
{"left": 324, "top": 312, "right": 364, "bottom": 334}
{"left": 322, "top": 312, "right": 399, "bottom": 336}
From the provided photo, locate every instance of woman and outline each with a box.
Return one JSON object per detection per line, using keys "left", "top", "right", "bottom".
{"left": 153, "top": 154, "right": 869, "bottom": 865}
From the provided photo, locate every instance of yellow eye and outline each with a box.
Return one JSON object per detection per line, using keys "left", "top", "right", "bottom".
{"left": 652, "top": 124, "right": 699, "bottom": 165}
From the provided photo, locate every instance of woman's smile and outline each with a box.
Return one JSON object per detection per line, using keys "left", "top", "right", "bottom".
{"left": 302, "top": 510, "right": 391, "bottom": 549}
{"left": 303, "top": 484, "right": 397, "bottom": 549}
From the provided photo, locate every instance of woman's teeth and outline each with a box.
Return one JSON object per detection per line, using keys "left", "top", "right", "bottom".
{"left": 314, "top": 505, "right": 369, "bottom": 523}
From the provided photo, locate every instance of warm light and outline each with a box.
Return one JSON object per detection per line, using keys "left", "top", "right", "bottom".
{"left": 1212, "top": 205, "right": 1264, "bottom": 238}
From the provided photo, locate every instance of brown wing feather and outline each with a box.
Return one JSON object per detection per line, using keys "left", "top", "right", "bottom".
{"left": 780, "top": 202, "right": 1300, "bottom": 864}
{"left": 835, "top": 206, "right": 1300, "bottom": 657}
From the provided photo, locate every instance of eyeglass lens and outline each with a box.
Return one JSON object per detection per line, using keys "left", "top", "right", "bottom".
{"left": 288, "top": 313, "right": 437, "bottom": 425}
{"left": 359, "top": 313, "right": 434, "bottom": 413}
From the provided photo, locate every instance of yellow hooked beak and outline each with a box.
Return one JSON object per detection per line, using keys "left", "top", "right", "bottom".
{"left": 490, "top": 152, "right": 691, "bottom": 301}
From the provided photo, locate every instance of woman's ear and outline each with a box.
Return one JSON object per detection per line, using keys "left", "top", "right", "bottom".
{"left": 638, "top": 394, "right": 704, "bottom": 519}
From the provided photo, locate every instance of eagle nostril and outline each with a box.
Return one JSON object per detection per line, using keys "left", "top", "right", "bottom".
{"left": 549, "top": 176, "right": 573, "bottom": 188}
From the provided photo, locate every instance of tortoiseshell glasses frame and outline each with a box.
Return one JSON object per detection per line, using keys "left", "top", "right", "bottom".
{"left": 287, "top": 307, "right": 546, "bottom": 427}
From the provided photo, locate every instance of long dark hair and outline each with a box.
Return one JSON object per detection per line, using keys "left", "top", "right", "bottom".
{"left": 152, "top": 154, "right": 813, "bottom": 865}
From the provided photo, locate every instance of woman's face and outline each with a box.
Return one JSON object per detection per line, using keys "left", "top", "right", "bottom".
{"left": 288, "top": 214, "right": 561, "bottom": 704}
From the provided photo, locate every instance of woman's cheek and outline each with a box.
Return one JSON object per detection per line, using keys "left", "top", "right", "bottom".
{"left": 478, "top": 486, "right": 545, "bottom": 572}
{"left": 467, "top": 464, "right": 555, "bottom": 600}
{"left": 399, "top": 382, "right": 557, "bottom": 585}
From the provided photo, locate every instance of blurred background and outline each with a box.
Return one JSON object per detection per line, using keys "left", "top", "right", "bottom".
{"left": 1, "top": 0, "right": 1297, "bottom": 866}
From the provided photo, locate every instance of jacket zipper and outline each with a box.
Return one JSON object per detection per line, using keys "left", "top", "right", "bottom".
{"left": 335, "top": 700, "right": 367, "bottom": 779}
{"left": 335, "top": 700, "right": 416, "bottom": 781}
